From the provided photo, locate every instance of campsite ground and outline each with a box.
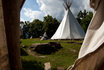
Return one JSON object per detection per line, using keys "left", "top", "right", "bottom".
{"left": 21, "top": 38, "right": 82, "bottom": 70}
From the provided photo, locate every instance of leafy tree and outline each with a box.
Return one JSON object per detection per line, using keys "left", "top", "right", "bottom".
{"left": 77, "top": 10, "right": 93, "bottom": 32}
{"left": 81, "top": 12, "right": 93, "bottom": 32}
{"left": 43, "top": 15, "right": 60, "bottom": 38}
{"left": 29, "top": 19, "right": 43, "bottom": 38}
{"left": 21, "top": 15, "right": 60, "bottom": 39}
{"left": 22, "top": 21, "right": 30, "bottom": 39}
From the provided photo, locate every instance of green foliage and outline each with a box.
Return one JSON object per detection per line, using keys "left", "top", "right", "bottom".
{"left": 77, "top": 10, "right": 93, "bottom": 32}
{"left": 29, "top": 19, "right": 43, "bottom": 38}
{"left": 22, "top": 21, "right": 30, "bottom": 39}
{"left": 42, "top": 15, "right": 60, "bottom": 38}
{"left": 21, "top": 15, "right": 60, "bottom": 39}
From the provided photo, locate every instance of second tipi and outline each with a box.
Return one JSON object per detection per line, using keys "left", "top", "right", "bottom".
{"left": 51, "top": 0, "right": 85, "bottom": 40}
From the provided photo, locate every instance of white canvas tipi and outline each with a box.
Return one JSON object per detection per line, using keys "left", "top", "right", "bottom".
{"left": 51, "top": 0, "right": 85, "bottom": 39}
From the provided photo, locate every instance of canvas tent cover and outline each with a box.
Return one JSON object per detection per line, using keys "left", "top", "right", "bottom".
{"left": 51, "top": 0, "right": 85, "bottom": 39}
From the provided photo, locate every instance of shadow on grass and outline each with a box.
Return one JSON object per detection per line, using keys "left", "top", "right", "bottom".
{"left": 22, "top": 60, "right": 44, "bottom": 70}
{"left": 21, "top": 47, "right": 44, "bottom": 70}
{"left": 21, "top": 48, "right": 28, "bottom": 56}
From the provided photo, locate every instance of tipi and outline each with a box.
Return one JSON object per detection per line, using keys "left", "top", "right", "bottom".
{"left": 40, "top": 32, "right": 48, "bottom": 40}
{"left": 51, "top": 0, "right": 85, "bottom": 40}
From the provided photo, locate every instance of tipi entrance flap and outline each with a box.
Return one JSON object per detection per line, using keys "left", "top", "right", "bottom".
{"left": 78, "top": 22, "right": 104, "bottom": 58}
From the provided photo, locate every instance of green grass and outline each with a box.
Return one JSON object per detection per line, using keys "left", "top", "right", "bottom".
{"left": 21, "top": 38, "right": 82, "bottom": 46}
{"left": 21, "top": 55, "right": 44, "bottom": 70}
{"left": 21, "top": 38, "right": 82, "bottom": 70}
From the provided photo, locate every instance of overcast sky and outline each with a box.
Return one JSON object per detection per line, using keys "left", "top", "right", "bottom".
{"left": 20, "top": 0, "right": 93, "bottom": 22}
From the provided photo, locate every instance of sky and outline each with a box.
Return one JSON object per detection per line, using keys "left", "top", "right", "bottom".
{"left": 20, "top": 0, "right": 93, "bottom": 22}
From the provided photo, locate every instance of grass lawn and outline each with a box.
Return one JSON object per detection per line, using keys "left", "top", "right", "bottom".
{"left": 21, "top": 38, "right": 82, "bottom": 70}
